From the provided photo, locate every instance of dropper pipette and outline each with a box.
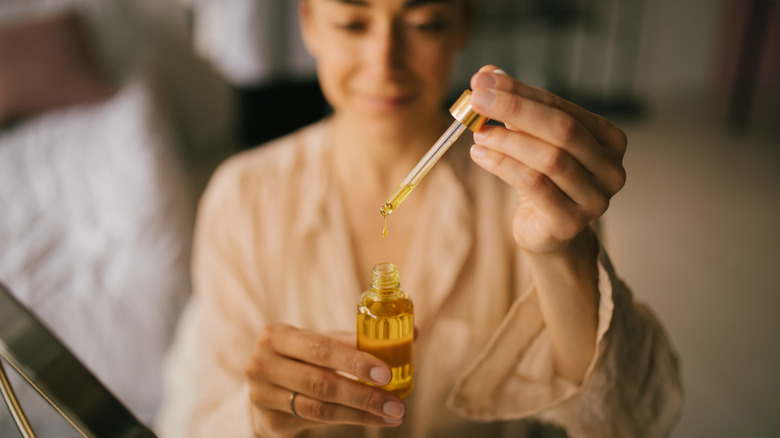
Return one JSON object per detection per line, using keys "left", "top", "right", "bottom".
{"left": 380, "top": 90, "right": 489, "bottom": 221}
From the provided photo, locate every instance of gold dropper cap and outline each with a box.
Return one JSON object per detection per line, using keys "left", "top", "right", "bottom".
{"left": 449, "top": 90, "right": 489, "bottom": 132}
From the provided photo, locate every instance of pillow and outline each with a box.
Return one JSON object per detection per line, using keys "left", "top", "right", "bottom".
{"left": 0, "top": 10, "right": 117, "bottom": 125}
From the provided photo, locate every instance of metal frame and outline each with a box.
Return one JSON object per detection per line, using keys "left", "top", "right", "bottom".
{"left": 0, "top": 282, "right": 156, "bottom": 438}
{"left": 0, "top": 357, "right": 37, "bottom": 438}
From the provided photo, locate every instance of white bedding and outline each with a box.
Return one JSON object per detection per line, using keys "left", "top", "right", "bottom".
{"left": 0, "top": 76, "right": 194, "bottom": 435}
{"left": 0, "top": 0, "right": 235, "bottom": 434}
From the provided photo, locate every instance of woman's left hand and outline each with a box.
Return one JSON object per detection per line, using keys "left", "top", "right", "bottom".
{"left": 469, "top": 65, "right": 627, "bottom": 255}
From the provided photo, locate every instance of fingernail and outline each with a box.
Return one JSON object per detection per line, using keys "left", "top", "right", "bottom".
{"left": 370, "top": 367, "right": 391, "bottom": 385}
{"left": 473, "top": 72, "right": 498, "bottom": 89}
{"left": 471, "top": 89, "right": 495, "bottom": 110}
{"left": 383, "top": 416, "right": 403, "bottom": 425}
{"left": 470, "top": 145, "right": 487, "bottom": 159}
{"left": 473, "top": 126, "right": 491, "bottom": 141}
{"left": 493, "top": 68, "right": 507, "bottom": 75}
{"left": 383, "top": 401, "right": 404, "bottom": 418}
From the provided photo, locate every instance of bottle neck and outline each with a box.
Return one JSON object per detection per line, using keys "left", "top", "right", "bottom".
{"left": 370, "top": 263, "right": 401, "bottom": 295}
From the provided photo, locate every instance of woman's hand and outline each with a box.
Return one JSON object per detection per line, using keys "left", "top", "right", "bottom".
{"left": 245, "top": 323, "right": 405, "bottom": 438}
{"left": 469, "top": 65, "right": 627, "bottom": 256}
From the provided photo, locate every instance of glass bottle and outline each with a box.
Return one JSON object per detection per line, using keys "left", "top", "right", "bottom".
{"left": 357, "top": 263, "right": 414, "bottom": 398}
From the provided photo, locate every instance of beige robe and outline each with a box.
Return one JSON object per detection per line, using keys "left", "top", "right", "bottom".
{"left": 157, "top": 120, "right": 683, "bottom": 438}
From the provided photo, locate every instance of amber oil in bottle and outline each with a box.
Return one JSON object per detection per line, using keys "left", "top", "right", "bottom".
{"left": 357, "top": 263, "right": 414, "bottom": 398}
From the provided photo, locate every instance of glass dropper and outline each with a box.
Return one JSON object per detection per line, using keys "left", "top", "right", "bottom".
{"left": 380, "top": 90, "right": 489, "bottom": 222}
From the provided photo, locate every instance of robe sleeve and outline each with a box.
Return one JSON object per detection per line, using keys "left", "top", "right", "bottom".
{"left": 447, "top": 246, "right": 683, "bottom": 438}
{"left": 158, "top": 159, "right": 268, "bottom": 438}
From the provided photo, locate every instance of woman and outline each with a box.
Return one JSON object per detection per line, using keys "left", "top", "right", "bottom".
{"left": 159, "top": 0, "right": 682, "bottom": 437}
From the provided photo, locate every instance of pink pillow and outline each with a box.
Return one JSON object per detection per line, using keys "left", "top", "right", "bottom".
{"left": 0, "top": 11, "right": 117, "bottom": 124}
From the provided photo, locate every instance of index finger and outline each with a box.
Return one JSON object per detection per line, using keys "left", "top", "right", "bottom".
{"left": 470, "top": 66, "right": 627, "bottom": 155}
{"left": 272, "top": 324, "right": 392, "bottom": 386}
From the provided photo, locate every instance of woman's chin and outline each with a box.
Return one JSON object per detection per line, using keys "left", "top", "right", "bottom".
{"left": 345, "top": 105, "right": 433, "bottom": 134}
{"left": 348, "top": 113, "right": 418, "bottom": 139}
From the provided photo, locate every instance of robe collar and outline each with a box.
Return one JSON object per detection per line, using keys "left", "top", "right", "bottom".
{"left": 291, "top": 120, "right": 475, "bottom": 329}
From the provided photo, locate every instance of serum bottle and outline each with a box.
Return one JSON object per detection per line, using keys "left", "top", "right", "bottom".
{"left": 357, "top": 263, "right": 414, "bottom": 398}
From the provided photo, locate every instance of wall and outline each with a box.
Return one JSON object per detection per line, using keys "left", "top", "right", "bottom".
{"left": 633, "top": 0, "right": 726, "bottom": 98}
{"left": 462, "top": 1, "right": 780, "bottom": 437}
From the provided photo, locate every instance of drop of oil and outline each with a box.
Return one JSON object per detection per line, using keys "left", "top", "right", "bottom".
{"left": 380, "top": 203, "right": 393, "bottom": 238}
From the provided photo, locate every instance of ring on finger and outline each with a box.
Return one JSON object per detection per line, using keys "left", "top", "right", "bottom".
{"left": 289, "top": 391, "right": 301, "bottom": 419}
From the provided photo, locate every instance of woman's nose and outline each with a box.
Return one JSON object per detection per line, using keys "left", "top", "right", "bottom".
{"left": 366, "top": 21, "right": 405, "bottom": 76}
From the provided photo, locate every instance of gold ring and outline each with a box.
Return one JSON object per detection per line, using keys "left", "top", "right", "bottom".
{"left": 289, "top": 391, "right": 301, "bottom": 418}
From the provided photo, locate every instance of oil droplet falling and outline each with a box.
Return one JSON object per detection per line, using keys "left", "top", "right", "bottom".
{"left": 380, "top": 184, "right": 414, "bottom": 239}
{"left": 380, "top": 202, "right": 394, "bottom": 238}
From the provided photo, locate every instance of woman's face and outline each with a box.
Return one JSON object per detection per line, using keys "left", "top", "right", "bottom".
{"left": 300, "top": 0, "right": 471, "bottom": 133}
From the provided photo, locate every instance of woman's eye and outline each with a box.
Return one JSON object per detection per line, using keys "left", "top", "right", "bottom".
{"left": 407, "top": 20, "right": 448, "bottom": 32}
{"left": 335, "top": 21, "right": 367, "bottom": 32}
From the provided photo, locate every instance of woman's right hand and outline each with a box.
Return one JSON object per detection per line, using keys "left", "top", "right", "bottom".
{"left": 245, "top": 323, "right": 406, "bottom": 437}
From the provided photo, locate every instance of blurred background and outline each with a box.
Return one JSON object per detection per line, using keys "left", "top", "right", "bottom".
{"left": 0, "top": 0, "right": 778, "bottom": 437}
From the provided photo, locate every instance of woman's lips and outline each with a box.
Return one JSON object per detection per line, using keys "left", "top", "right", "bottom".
{"left": 359, "top": 94, "right": 416, "bottom": 111}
